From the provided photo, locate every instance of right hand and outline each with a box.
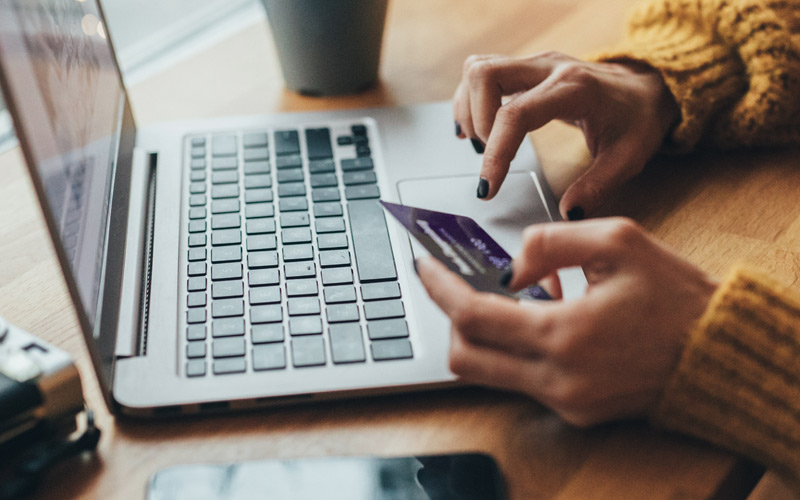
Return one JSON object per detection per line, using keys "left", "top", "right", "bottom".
{"left": 453, "top": 52, "right": 680, "bottom": 218}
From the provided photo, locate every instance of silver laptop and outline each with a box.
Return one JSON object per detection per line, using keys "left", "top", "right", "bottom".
{"left": 0, "top": 0, "right": 585, "bottom": 417}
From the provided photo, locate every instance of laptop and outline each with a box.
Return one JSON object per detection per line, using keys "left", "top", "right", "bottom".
{"left": 0, "top": 0, "right": 585, "bottom": 417}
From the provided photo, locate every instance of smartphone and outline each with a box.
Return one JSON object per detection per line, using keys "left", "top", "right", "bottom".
{"left": 146, "top": 452, "right": 506, "bottom": 500}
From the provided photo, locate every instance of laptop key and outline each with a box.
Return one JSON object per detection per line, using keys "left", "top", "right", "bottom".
{"left": 323, "top": 285, "right": 357, "bottom": 304}
{"left": 340, "top": 157, "right": 373, "bottom": 171}
{"left": 187, "top": 291, "right": 207, "bottom": 307}
{"left": 244, "top": 160, "right": 270, "bottom": 175}
{"left": 286, "top": 278, "right": 318, "bottom": 296}
{"left": 211, "top": 262, "right": 243, "bottom": 281}
{"left": 211, "top": 246, "right": 242, "bottom": 263}
{"left": 247, "top": 234, "right": 278, "bottom": 251}
{"left": 326, "top": 303, "right": 359, "bottom": 323}
{"left": 283, "top": 244, "right": 314, "bottom": 262}
{"left": 189, "top": 207, "right": 206, "bottom": 219}
{"left": 361, "top": 282, "right": 401, "bottom": 301}
{"left": 243, "top": 132, "right": 268, "bottom": 148}
{"left": 211, "top": 199, "right": 240, "bottom": 214}
{"left": 356, "top": 145, "right": 371, "bottom": 157}
{"left": 189, "top": 194, "right": 206, "bottom": 206}
{"left": 251, "top": 323, "right": 284, "bottom": 344}
{"left": 249, "top": 269, "right": 280, "bottom": 286}
{"left": 308, "top": 158, "right": 335, "bottom": 173}
{"left": 186, "top": 341, "right": 206, "bottom": 359}
{"left": 186, "top": 360, "right": 206, "bottom": 377}
{"left": 278, "top": 182, "right": 306, "bottom": 197}
{"left": 276, "top": 154, "right": 302, "bottom": 169}
{"left": 212, "top": 135, "right": 237, "bottom": 156}
{"left": 280, "top": 213, "right": 310, "bottom": 228}
{"left": 191, "top": 146, "right": 205, "bottom": 158}
{"left": 288, "top": 297, "right": 321, "bottom": 316}
{"left": 243, "top": 147, "right": 269, "bottom": 162}
{"left": 245, "top": 203, "right": 275, "bottom": 219}
{"left": 313, "top": 202, "right": 343, "bottom": 218}
{"left": 190, "top": 170, "right": 206, "bottom": 182}
{"left": 289, "top": 316, "right": 323, "bottom": 336}
{"left": 285, "top": 262, "right": 316, "bottom": 279}
{"left": 212, "top": 171, "right": 238, "bottom": 184}
{"left": 347, "top": 199, "right": 397, "bottom": 282}
{"left": 252, "top": 344, "right": 286, "bottom": 371}
{"left": 345, "top": 185, "right": 380, "bottom": 200}
{"left": 251, "top": 304, "right": 283, "bottom": 323}
{"left": 277, "top": 168, "right": 304, "bottom": 183}
{"left": 212, "top": 318, "right": 245, "bottom": 337}
{"left": 187, "top": 277, "right": 207, "bottom": 292}
{"left": 321, "top": 268, "right": 353, "bottom": 286}
{"left": 188, "top": 220, "right": 206, "bottom": 233}
{"left": 281, "top": 228, "right": 312, "bottom": 244}
{"left": 211, "top": 157, "right": 238, "bottom": 170}
{"left": 245, "top": 188, "right": 274, "bottom": 204}
{"left": 211, "top": 184, "right": 239, "bottom": 199}
{"left": 211, "top": 229, "right": 241, "bottom": 246}
{"left": 364, "top": 299, "right": 405, "bottom": 320}
{"left": 279, "top": 197, "right": 308, "bottom": 212}
{"left": 329, "top": 323, "right": 366, "bottom": 364}
{"left": 275, "top": 130, "right": 300, "bottom": 156}
{"left": 211, "top": 213, "right": 241, "bottom": 230}
{"left": 213, "top": 358, "right": 246, "bottom": 375}
{"left": 188, "top": 233, "right": 206, "bottom": 247}
{"left": 188, "top": 247, "right": 206, "bottom": 262}
{"left": 310, "top": 173, "right": 338, "bottom": 188}
{"left": 305, "top": 128, "right": 333, "bottom": 159}
{"left": 371, "top": 339, "right": 413, "bottom": 361}
{"left": 343, "top": 170, "right": 377, "bottom": 186}
{"left": 319, "top": 249, "right": 350, "bottom": 267}
{"left": 249, "top": 286, "right": 281, "bottom": 305}
{"left": 248, "top": 250, "right": 279, "bottom": 269}
{"left": 190, "top": 158, "right": 206, "bottom": 170}
{"left": 315, "top": 218, "right": 346, "bottom": 233}
{"left": 187, "top": 308, "right": 206, "bottom": 324}
{"left": 351, "top": 124, "right": 367, "bottom": 136}
{"left": 213, "top": 338, "right": 245, "bottom": 358}
{"left": 212, "top": 298, "right": 244, "bottom": 318}
{"left": 311, "top": 187, "right": 340, "bottom": 202}
{"left": 212, "top": 280, "right": 244, "bottom": 299}
{"left": 317, "top": 233, "right": 348, "bottom": 250}
{"left": 187, "top": 262, "right": 207, "bottom": 276}
{"left": 244, "top": 174, "right": 272, "bottom": 189}
{"left": 291, "top": 337, "right": 326, "bottom": 367}
{"left": 246, "top": 219, "right": 277, "bottom": 235}
{"left": 187, "top": 324, "right": 207, "bottom": 341}
{"left": 367, "top": 318, "right": 409, "bottom": 340}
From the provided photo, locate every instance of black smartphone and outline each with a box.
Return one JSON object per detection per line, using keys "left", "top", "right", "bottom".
{"left": 146, "top": 452, "right": 506, "bottom": 500}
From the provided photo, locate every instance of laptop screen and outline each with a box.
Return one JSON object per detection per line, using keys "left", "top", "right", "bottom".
{"left": 0, "top": 0, "right": 125, "bottom": 330}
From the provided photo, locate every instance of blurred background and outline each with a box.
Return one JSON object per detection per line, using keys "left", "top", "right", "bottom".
{"left": 0, "top": 0, "right": 265, "bottom": 153}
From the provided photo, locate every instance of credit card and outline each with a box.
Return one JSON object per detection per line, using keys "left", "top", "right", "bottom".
{"left": 380, "top": 201, "right": 550, "bottom": 300}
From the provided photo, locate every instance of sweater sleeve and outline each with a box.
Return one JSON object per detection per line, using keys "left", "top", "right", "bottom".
{"left": 592, "top": 0, "right": 800, "bottom": 152}
{"left": 651, "top": 263, "right": 800, "bottom": 488}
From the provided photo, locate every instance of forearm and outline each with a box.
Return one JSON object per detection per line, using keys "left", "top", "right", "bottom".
{"left": 652, "top": 263, "right": 800, "bottom": 489}
{"left": 593, "top": 0, "right": 800, "bottom": 152}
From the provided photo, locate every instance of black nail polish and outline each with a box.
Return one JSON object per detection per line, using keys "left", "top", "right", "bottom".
{"left": 470, "top": 138, "right": 485, "bottom": 154}
{"left": 499, "top": 265, "right": 514, "bottom": 289}
{"left": 567, "top": 206, "right": 585, "bottom": 221}
{"left": 476, "top": 178, "right": 489, "bottom": 199}
{"left": 455, "top": 121, "right": 462, "bottom": 137}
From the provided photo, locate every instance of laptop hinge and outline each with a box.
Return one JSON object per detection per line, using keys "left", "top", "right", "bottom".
{"left": 115, "top": 150, "right": 157, "bottom": 358}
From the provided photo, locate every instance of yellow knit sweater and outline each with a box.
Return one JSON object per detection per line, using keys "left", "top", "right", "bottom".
{"left": 597, "top": 0, "right": 800, "bottom": 487}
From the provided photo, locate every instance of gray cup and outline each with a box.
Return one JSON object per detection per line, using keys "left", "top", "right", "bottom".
{"left": 262, "top": 0, "right": 389, "bottom": 96}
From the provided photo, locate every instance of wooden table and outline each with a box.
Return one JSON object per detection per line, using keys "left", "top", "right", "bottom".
{"left": 2, "top": 0, "right": 799, "bottom": 498}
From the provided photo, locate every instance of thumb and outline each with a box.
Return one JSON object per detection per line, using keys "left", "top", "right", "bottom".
{"left": 558, "top": 143, "right": 647, "bottom": 220}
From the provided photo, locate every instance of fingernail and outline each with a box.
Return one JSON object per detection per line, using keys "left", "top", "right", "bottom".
{"left": 455, "top": 121, "right": 462, "bottom": 137}
{"left": 499, "top": 264, "right": 514, "bottom": 289}
{"left": 470, "top": 138, "right": 485, "bottom": 154}
{"left": 476, "top": 178, "right": 489, "bottom": 199}
{"left": 413, "top": 258, "right": 421, "bottom": 275}
{"left": 567, "top": 206, "right": 584, "bottom": 221}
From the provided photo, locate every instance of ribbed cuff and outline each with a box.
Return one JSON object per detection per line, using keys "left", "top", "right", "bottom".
{"left": 590, "top": 0, "right": 749, "bottom": 153}
{"left": 652, "top": 263, "right": 800, "bottom": 486}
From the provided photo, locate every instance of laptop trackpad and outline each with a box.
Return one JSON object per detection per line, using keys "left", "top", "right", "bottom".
{"left": 396, "top": 171, "right": 554, "bottom": 258}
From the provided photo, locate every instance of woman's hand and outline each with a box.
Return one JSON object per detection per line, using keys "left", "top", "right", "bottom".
{"left": 454, "top": 52, "right": 680, "bottom": 219}
{"left": 415, "top": 218, "right": 718, "bottom": 426}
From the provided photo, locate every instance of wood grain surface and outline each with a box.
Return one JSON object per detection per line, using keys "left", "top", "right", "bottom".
{"left": 1, "top": 0, "right": 798, "bottom": 498}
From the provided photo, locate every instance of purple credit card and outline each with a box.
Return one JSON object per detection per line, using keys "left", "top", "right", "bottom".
{"left": 380, "top": 201, "right": 550, "bottom": 300}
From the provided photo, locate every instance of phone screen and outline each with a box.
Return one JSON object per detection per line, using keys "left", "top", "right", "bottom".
{"left": 147, "top": 453, "right": 506, "bottom": 500}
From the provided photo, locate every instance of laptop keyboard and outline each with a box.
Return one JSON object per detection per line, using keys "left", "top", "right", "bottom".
{"left": 183, "top": 123, "right": 413, "bottom": 377}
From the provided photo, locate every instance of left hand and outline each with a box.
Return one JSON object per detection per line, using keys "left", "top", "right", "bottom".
{"left": 415, "top": 217, "right": 718, "bottom": 426}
